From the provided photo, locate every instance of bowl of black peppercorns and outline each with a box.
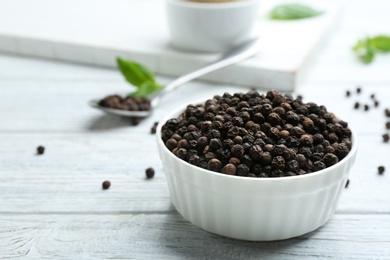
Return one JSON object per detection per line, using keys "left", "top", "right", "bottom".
{"left": 156, "top": 90, "right": 357, "bottom": 241}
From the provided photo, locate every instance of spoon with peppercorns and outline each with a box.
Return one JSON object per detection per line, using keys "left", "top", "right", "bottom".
{"left": 90, "top": 38, "right": 261, "bottom": 118}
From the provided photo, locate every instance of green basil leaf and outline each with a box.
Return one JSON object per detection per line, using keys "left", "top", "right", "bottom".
{"left": 352, "top": 38, "right": 375, "bottom": 64}
{"left": 130, "top": 81, "right": 163, "bottom": 97}
{"left": 269, "top": 4, "right": 323, "bottom": 20}
{"left": 116, "top": 57, "right": 155, "bottom": 87}
{"left": 368, "top": 35, "right": 390, "bottom": 52}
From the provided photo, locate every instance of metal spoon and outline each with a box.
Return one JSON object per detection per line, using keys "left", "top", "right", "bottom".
{"left": 89, "top": 38, "right": 261, "bottom": 117}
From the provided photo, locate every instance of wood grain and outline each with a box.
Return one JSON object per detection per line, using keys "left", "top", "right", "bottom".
{"left": 0, "top": 214, "right": 389, "bottom": 259}
{"left": 0, "top": 133, "right": 389, "bottom": 214}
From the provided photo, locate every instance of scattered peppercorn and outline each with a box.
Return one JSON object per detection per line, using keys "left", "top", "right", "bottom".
{"left": 146, "top": 167, "right": 155, "bottom": 178}
{"left": 151, "top": 122, "right": 159, "bottom": 134}
{"left": 345, "top": 179, "right": 349, "bottom": 188}
{"left": 161, "top": 90, "right": 352, "bottom": 178}
{"left": 102, "top": 180, "right": 111, "bottom": 190}
{"left": 378, "top": 166, "right": 385, "bottom": 175}
{"left": 37, "top": 146, "right": 45, "bottom": 155}
{"left": 370, "top": 94, "right": 375, "bottom": 99}
{"left": 356, "top": 87, "right": 361, "bottom": 94}
{"left": 386, "top": 122, "right": 390, "bottom": 130}
{"left": 383, "top": 133, "right": 390, "bottom": 143}
{"left": 364, "top": 104, "right": 369, "bottom": 111}
{"left": 385, "top": 108, "right": 390, "bottom": 117}
{"left": 374, "top": 100, "right": 379, "bottom": 108}
{"left": 346, "top": 90, "right": 351, "bottom": 97}
{"left": 354, "top": 102, "right": 360, "bottom": 109}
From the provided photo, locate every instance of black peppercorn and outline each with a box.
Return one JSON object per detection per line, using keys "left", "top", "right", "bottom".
{"left": 249, "top": 145, "right": 263, "bottom": 160}
{"left": 261, "top": 103, "right": 273, "bottom": 115}
{"left": 282, "top": 148, "right": 296, "bottom": 161}
{"left": 335, "top": 143, "right": 350, "bottom": 160}
{"left": 271, "top": 169, "right": 284, "bottom": 177}
{"left": 272, "top": 144, "right": 287, "bottom": 156}
{"left": 151, "top": 122, "right": 159, "bottom": 134}
{"left": 209, "top": 138, "right": 222, "bottom": 150}
{"left": 236, "top": 164, "right": 250, "bottom": 176}
{"left": 146, "top": 167, "right": 155, "bottom": 179}
{"left": 231, "top": 144, "right": 245, "bottom": 158}
{"left": 313, "top": 161, "right": 326, "bottom": 171}
{"left": 299, "top": 146, "right": 313, "bottom": 158}
{"left": 253, "top": 113, "right": 265, "bottom": 123}
{"left": 354, "top": 102, "right": 360, "bottom": 109}
{"left": 222, "top": 163, "right": 236, "bottom": 175}
{"left": 197, "top": 136, "right": 208, "bottom": 149}
{"left": 279, "top": 130, "right": 290, "bottom": 139}
{"left": 302, "top": 118, "right": 315, "bottom": 131}
{"left": 37, "top": 146, "right": 45, "bottom": 155}
{"left": 102, "top": 180, "right": 111, "bottom": 189}
{"left": 345, "top": 179, "right": 350, "bottom": 188}
{"left": 322, "top": 153, "right": 339, "bottom": 167}
{"left": 199, "top": 161, "right": 208, "bottom": 169}
{"left": 208, "top": 158, "right": 222, "bottom": 172}
{"left": 165, "top": 139, "right": 178, "bottom": 151}
{"left": 378, "top": 166, "right": 385, "bottom": 175}
{"left": 229, "top": 157, "right": 241, "bottom": 166}
{"left": 171, "top": 134, "right": 182, "bottom": 141}
{"left": 300, "top": 134, "right": 313, "bottom": 146}
{"left": 385, "top": 108, "right": 390, "bottom": 117}
{"left": 383, "top": 133, "right": 389, "bottom": 143}
{"left": 257, "top": 151, "right": 271, "bottom": 166}
{"left": 268, "top": 112, "right": 282, "bottom": 125}
{"left": 189, "top": 155, "right": 200, "bottom": 165}
{"left": 233, "top": 136, "right": 243, "bottom": 144}
{"left": 290, "top": 126, "right": 305, "bottom": 137}
{"left": 286, "top": 160, "right": 300, "bottom": 173}
{"left": 177, "top": 139, "right": 188, "bottom": 149}
{"left": 272, "top": 156, "right": 285, "bottom": 170}
{"left": 176, "top": 148, "right": 188, "bottom": 160}
{"left": 269, "top": 127, "right": 280, "bottom": 140}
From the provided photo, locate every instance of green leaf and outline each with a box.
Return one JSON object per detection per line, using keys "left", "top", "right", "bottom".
{"left": 368, "top": 35, "right": 390, "bottom": 52}
{"left": 116, "top": 57, "right": 155, "bottom": 87}
{"left": 352, "top": 38, "right": 375, "bottom": 64}
{"left": 130, "top": 81, "right": 163, "bottom": 97}
{"left": 269, "top": 4, "right": 323, "bottom": 20}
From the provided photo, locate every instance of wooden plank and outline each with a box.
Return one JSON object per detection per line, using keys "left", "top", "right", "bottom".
{"left": 0, "top": 133, "right": 172, "bottom": 213}
{"left": 0, "top": 133, "right": 389, "bottom": 214}
{"left": 0, "top": 79, "right": 390, "bottom": 135}
{"left": 0, "top": 213, "right": 389, "bottom": 259}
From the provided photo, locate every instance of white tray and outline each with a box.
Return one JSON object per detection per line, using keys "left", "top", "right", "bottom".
{"left": 0, "top": 0, "right": 340, "bottom": 91}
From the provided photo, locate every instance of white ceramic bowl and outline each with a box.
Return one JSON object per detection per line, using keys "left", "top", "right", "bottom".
{"left": 156, "top": 101, "right": 358, "bottom": 241}
{"left": 165, "top": 0, "right": 260, "bottom": 52}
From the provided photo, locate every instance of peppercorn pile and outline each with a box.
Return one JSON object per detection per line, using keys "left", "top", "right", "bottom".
{"left": 99, "top": 95, "right": 151, "bottom": 111}
{"left": 161, "top": 90, "right": 353, "bottom": 178}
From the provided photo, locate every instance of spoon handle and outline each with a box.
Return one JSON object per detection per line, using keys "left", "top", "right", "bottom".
{"left": 151, "top": 38, "right": 261, "bottom": 107}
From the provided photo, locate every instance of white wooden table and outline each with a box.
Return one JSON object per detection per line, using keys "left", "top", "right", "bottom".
{"left": 1, "top": 0, "right": 390, "bottom": 258}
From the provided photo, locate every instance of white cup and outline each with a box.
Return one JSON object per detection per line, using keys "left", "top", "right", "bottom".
{"left": 166, "top": 0, "right": 260, "bottom": 52}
